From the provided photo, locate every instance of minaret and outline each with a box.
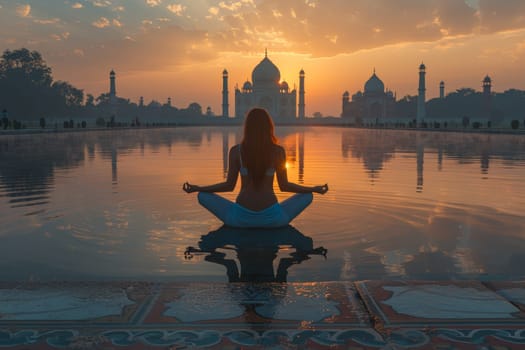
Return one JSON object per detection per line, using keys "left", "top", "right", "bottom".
{"left": 298, "top": 69, "right": 305, "bottom": 119}
{"left": 483, "top": 75, "right": 492, "bottom": 120}
{"left": 416, "top": 134, "right": 424, "bottom": 192}
{"left": 439, "top": 81, "right": 445, "bottom": 99}
{"left": 222, "top": 69, "right": 229, "bottom": 118}
{"left": 139, "top": 96, "right": 144, "bottom": 108}
{"left": 483, "top": 75, "right": 492, "bottom": 95}
{"left": 167, "top": 97, "right": 172, "bottom": 107}
{"left": 109, "top": 69, "right": 117, "bottom": 117}
{"left": 109, "top": 70, "right": 116, "bottom": 97}
{"left": 342, "top": 91, "right": 350, "bottom": 117}
{"left": 417, "top": 63, "right": 426, "bottom": 126}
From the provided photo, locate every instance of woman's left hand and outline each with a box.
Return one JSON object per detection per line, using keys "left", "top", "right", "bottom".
{"left": 313, "top": 183, "right": 329, "bottom": 194}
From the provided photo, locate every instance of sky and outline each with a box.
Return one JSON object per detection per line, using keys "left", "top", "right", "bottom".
{"left": 2, "top": 0, "right": 525, "bottom": 116}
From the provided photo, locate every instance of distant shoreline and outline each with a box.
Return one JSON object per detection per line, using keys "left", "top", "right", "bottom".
{"left": 1, "top": 122, "right": 524, "bottom": 136}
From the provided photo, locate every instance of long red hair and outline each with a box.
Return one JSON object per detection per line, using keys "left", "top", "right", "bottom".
{"left": 241, "top": 108, "right": 278, "bottom": 187}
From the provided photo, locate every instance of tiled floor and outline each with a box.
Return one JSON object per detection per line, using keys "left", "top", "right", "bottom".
{"left": 1, "top": 281, "right": 524, "bottom": 349}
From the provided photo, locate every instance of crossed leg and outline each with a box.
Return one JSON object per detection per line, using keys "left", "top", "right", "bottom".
{"left": 197, "top": 192, "right": 313, "bottom": 226}
{"left": 279, "top": 193, "right": 313, "bottom": 221}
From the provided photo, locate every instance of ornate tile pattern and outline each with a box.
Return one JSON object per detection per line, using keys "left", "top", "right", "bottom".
{"left": 485, "top": 281, "right": 525, "bottom": 314}
{"left": 1, "top": 281, "right": 525, "bottom": 348}
{"left": 355, "top": 280, "right": 525, "bottom": 327}
{"left": 144, "top": 282, "right": 369, "bottom": 327}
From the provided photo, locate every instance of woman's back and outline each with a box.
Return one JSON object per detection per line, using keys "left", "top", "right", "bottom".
{"left": 235, "top": 143, "right": 283, "bottom": 211}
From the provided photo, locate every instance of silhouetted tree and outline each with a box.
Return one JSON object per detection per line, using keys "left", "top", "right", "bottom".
{"left": 52, "top": 81, "right": 83, "bottom": 107}
{"left": 0, "top": 48, "right": 83, "bottom": 119}
{"left": 0, "top": 48, "right": 52, "bottom": 86}
{"left": 85, "top": 94, "right": 95, "bottom": 107}
{"left": 511, "top": 120, "right": 519, "bottom": 129}
{"left": 96, "top": 93, "right": 111, "bottom": 105}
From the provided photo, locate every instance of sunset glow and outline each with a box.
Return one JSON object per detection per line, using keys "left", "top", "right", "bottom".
{"left": 2, "top": 0, "right": 525, "bottom": 116}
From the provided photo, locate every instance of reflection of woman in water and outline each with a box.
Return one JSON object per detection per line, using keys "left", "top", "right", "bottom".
{"left": 183, "top": 108, "right": 328, "bottom": 228}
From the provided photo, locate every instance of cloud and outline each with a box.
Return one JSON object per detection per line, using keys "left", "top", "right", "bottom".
{"left": 167, "top": 4, "right": 185, "bottom": 16}
{"left": 50, "top": 32, "right": 70, "bottom": 41}
{"left": 146, "top": 0, "right": 162, "bottom": 7}
{"left": 92, "top": 17, "right": 111, "bottom": 28}
{"left": 203, "top": 0, "right": 525, "bottom": 57}
{"left": 92, "top": 1, "right": 112, "bottom": 7}
{"left": 112, "top": 19, "right": 123, "bottom": 27}
{"left": 33, "top": 18, "right": 61, "bottom": 25}
{"left": 73, "top": 49, "right": 85, "bottom": 57}
{"left": 218, "top": 1, "right": 244, "bottom": 12}
{"left": 72, "top": 2, "right": 83, "bottom": 9}
{"left": 16, "top": 4, "right": 31, "bottom": 17}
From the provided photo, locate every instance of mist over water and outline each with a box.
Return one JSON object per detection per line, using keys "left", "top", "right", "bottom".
{"left": 1, "top": 127, "right": 524, "bottom": 282}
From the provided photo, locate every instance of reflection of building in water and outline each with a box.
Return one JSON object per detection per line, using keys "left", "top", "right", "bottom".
{"left": 341, "top": 69, "right": 396, "bottom": 125}
{"left": 111, "top": 146, "right": 118, "bottom": 184}
{"left": 280, "top": 132, "right": 306, "bottom": 183}
{"left": 222, "top": 131, "right": 229, "bottom": 178}
{"left": 341, "top": 130, "right": 394, "bottom": 183}
{"left": 229, "top": 50, "right": 302, "bottom": 121}
{"left": 416, "top": 134, "right": 424, "bottom": 193}
{"left": 298, "top": 132, "right": 304, "bottom": 183}
{"left": 481, "top": 148, "right": 490, "bottom": 176}
{"left": 437, "top": 146, "right": 443, "bottom": 171}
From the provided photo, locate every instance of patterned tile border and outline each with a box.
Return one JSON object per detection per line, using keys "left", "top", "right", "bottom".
{"left": 1, "top": 281, "right": 525, "bottom": 348}
{"left": 143, "top": 282, "right": 370, "bottom": 327}
{"left": 355, "top": 280, "right": 525, "bottom": 328}
{"left": 485, "top": 281, "right": 525, "bottom": 314}
{"left": 0, "top": 282, "right": 154, "bottom": 325}
{"left": 2, "top": 328, "right": 525, "bottom": 349}
{"left": 0, "top": 328, "right": 388, "bottom": 349}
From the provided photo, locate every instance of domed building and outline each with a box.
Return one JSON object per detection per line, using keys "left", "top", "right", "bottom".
{"left": 342, "top": 70, "right": 396, "bottom": 124}
{"left": 233, "top": 51, "right": 303, "bottom": 120}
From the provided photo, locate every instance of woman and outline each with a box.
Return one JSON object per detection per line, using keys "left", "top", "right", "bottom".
{"left": 183, "top": 108, "right": 328, "bottom": 228}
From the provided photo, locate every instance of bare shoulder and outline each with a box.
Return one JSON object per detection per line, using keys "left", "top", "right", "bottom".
{"left": 229, "top": 144, "right": 240, "bottom": 156}
{"left": 273, "top": 144, "right": 285, "bottom": 154}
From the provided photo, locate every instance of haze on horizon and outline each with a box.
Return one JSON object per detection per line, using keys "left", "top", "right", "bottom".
{"left": 1, "top": 0, "right": 525, "bottom": 117}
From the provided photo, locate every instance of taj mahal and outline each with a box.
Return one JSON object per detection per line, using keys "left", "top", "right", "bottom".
{"left": 221, "top": 50, "right": 305, "bottom": 121}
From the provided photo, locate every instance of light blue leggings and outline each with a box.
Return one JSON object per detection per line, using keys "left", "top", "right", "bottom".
{"left": 197, "top": 192, "right": 313, "bottom": 228}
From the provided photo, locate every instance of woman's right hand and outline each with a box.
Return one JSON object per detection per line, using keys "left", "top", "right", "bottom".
{"left": 183, "top": 182, "right": 199, "bottom": 193}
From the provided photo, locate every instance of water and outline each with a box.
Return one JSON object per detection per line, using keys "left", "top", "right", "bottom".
{"left": 1, "top": 127, "right": 524, "bottom": 282}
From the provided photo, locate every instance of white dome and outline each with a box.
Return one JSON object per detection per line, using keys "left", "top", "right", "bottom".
{"left": 242, "top": 81, "right": 252, "bottom": 90}
{"left": 252, "top": 56, "right": 280, "bottom": 85}
{"left": 364, "top": 73, "right": 384, "bottom": 93}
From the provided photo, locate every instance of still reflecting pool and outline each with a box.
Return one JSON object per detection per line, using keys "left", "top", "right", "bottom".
{"left": 1, "top": 127, "right": 524, "bottom": 281}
